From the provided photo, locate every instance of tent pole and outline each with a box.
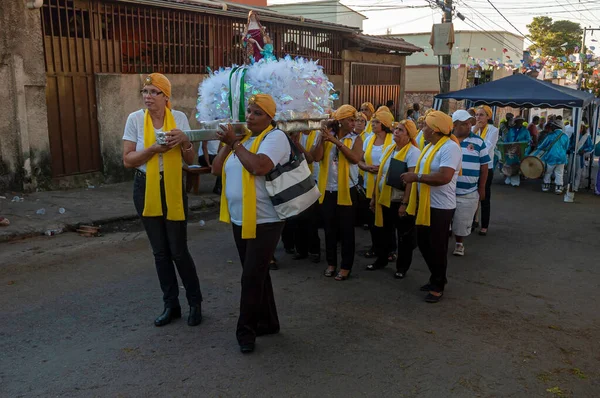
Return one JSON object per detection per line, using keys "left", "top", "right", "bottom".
{"left": 566, "top": 107, "right": 582, "bottom": 201}
{"left": 587, "top": 104, "right": 599, "bottom": 190}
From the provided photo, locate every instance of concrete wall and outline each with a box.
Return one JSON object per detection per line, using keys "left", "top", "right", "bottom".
{"left": 268, "top": 1, "right": 365, "bottom": 30}
{"left": 0, "top": 1, "right": 51, "bottom": 192}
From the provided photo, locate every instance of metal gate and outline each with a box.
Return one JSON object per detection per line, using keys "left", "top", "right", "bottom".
{"left": 41, "top": 0, "right": 106, "bottom": 177}
{"left": 350, "top": 63, "right": 402, "bottom": 118}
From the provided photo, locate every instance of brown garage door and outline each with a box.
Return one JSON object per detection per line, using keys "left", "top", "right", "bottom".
{"left": 350, "top": 63, "right": 402, "bottom": 118}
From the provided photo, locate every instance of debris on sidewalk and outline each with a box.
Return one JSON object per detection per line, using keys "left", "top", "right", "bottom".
{"left": 77, "top": 225, "right": 100, "bottom": 237}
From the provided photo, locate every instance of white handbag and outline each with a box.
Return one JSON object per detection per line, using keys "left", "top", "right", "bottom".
{"left": 265, "top": 133, "right": 320, "bottom": 219}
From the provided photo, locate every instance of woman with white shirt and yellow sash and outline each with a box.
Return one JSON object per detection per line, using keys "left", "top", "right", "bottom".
{"left": 313, "top": 105, "right": 364, "bottom": 281}
{"left": 401, "top": 111, "right": 462, "bottom": 303}
{"left": 358, "top": 109, "right": 395, "bottom": 259}
{"left": 367, "top": 119, "right": 421, "bottom": 279}
{"left": 123, "top": 73, "right": 203, "bottom": 328}
{"left": 212, "top": 94, "right": 291, "bottom": 354}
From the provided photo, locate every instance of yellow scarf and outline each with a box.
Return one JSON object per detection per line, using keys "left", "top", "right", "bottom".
{"left": 364, "top": 133, "right": 393, "bottom": 199}
{"left": 143, "top": 109, "right": 184, "bottom": 221}
{"left": 365, "top": 120, "right": 373, "bottom": 134}
{"left": 220, "top": 125, "right": 274, "bottom": 239}
{"left": 374, "top": 143, "right": 411, "bottom": 227}
{"left": 303, "top": 130, "right": 319, "bottom": 172}
{"left": 418, "top": 131, "right": 426, "bottom": 150}
{"left": 318, "top": 137, "right": 353, "bottom": 206}
{"left": 407, "top": 136, "right": 450, "bottom": 226}
{"left": 477, "top": 124, "right": 489, "bottom": 140}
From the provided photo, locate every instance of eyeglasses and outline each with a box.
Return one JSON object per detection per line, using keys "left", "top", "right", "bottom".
{"left": 140, "top": 89, "right": 163, "bottom": 97}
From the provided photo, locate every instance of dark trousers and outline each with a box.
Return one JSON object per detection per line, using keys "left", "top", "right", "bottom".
{"left": 133, "top": 174, "right": 202, "bottom": 308}
{"left": 281, "top": 221, "right": 295, "bottom": 252}
{"left": 321, "top": 188, "right": 358, "bottom": 270}
{"left": 416, "top": 208, "right": 455, "bottom": 293}
{"left": 198, "top": 154, "right": 222, "bottom": 193}
{"left": 373, "top": 202, "right": 416, "bottom": 272}
{"left": 232, "top": 222, "right": 284, "bottom": 345}
{"left": 480, "top": 169, "right": 494, "bottom": 229}
{"left": 294, "top": 201, "right": 321, "bottom": 256}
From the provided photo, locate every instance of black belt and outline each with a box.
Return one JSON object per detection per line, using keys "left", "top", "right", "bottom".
{"left": 135, "top": 170, "right": 163, "bottom": 180}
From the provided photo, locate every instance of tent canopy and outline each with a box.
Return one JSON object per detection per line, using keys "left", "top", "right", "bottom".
{"left": 435, "top": 74, "right": 598, "bottom": 109}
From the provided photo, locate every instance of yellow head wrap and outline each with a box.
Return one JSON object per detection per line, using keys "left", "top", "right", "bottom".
{"left": 417, "top": 115, "right": 426, "bottom": 124}
{"left": 478, "top": 105, "right": 493, "bottom": 119}
{"left": 377, "top": 105, "right": 392, "bottom": 114}
{"left": 357, "top": 112, "right": 368, "bottom": 122}
{"left": 144, "top": 73, "right": 172, "bottom": 109}
{"left": 334, "top": 105, "right": 358, "bottom": 121}
{"left": 426, "top": 111, "right": 459, "bottom": 145}
{"left": 361, "top": 102, "right": 375, "bottom": 114}
{"left": 424, "top": 108, "right": 435, "bottom": 117}
{"left": 374, "top": 110, "right": 394, "bottom": 129}
{"left": 249, "top": 94, "right": 276, "bottom": 119}
{"left": 400, "top": 119, "right": 418, "bottom": 141}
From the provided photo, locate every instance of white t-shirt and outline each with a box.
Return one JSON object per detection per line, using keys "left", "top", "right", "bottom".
{"left": 122, "top": 109, "right": 191, "bottom": 173}
{"left": 362, "top": 135, "right": 385, "bottom": 189}
{"left": 472, "top": 124, "right": 499, "bottom": 166}
{"left": 300, "top": 132, "right": 321, "bottom": 181}
{"left": 324, "top": 134, "right": 359, "bottom": 191}
{"left": 417, "top": 139, "right": 462, "bottom": 210}
{"left": 198, "top": 140, "right": 220, "bottom": 157}
{"left": 224, "top": 129, "right": 291, "bottom": 226}
{"left": 378, "top": 144, "right": 421, "bottom": 193}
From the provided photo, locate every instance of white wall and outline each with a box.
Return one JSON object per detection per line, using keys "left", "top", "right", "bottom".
{"left": 268, "top": 1, "right": 365, "bottom": 29}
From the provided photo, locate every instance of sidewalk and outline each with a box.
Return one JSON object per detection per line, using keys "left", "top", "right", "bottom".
{"left": 0, "top": 176, "right": 220, "bottom": 242}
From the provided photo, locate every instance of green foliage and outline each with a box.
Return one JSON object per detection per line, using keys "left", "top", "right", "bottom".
{"left": 527, "top": 17, "right": 582, "bottom": 58}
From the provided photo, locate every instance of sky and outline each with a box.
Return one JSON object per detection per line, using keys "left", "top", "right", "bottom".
{"left": 268, "top": 0, "right": 600, "bottom": 53}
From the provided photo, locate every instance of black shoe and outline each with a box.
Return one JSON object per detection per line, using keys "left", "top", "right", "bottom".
{"left": 187, "top": 304, "right": 202, "bottom": 326}
{"left": 292, "top": 253, "right": 308, "bottom": 260}
{"left": 420, "top": 283, "right": 433, "bottom": 292}
{"left": 425, "top": 292, "right": 444, "bottom": 303}
{"left": 394, "top": 272, "right": 406, "bottom": 279}
{"left": 154, "top": 306, "right": 181, "bottom": 327}
{"left": 269, "top": 258, "right": 279, "bottom": 270}
{"left": 366, "top": 263, "right": 385, "bottom": 271}
{"left": 240, "top": 343, "right": 255, "bottom": 354}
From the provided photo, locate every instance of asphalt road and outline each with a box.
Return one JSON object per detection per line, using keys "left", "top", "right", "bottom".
{"left": 1, "top": 178, "right": 598, "bottom": 397}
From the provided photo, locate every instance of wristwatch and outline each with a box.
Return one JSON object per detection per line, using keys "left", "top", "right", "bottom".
{"left": 417, "top": 172, "right": 422, "bottom": 182}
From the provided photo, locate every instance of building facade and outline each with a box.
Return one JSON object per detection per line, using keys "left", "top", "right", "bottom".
{"left": 268, "top": 0, "right": 366, "bottom": 30}
{"left": 390, "top": 30, "right": 524, "bottom": 113}
{"left": 0, "top": 0, "right": 420, "bottom": 192}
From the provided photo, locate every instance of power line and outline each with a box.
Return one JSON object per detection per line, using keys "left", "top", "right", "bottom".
{"left": 484, "top": 0, "right": 530, "bottom": 40}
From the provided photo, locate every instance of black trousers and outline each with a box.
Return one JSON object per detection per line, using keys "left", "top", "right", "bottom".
{"left": 294, "top": 201, "right": 321, "bottom": 256}
{"left": 232, "top": 222, "right": 284, "bottom": 345}
{"left": 416, "top": 208, "right": 455, "bottom": 293}
{"left": 198, "top": 154, "right": 222, "bottom": 192}
{"left": 321, "top": 188, "right": 358, "bottom": 270}
{"left": 480, "top": 169, "right": 494, "bottom": 229}
{"left": 133, "top": 174, "right": 203, "bottom": 308}
{"left": 281, "top": 221, "right": 295, "bottom": 252}
{"left": 373, "top": 202, "right": 416, "bottom": 272}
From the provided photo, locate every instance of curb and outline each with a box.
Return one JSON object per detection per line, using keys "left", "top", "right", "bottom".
{"left": 0, "top": 196, "right": 220, "bottom": 244}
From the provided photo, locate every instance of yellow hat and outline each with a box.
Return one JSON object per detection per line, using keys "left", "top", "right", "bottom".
{"left": 361, "top": 102, "right": 375, "bottom": 114}
{"left": 377, "top": 105, "right": 392, "bottom": 114}
{"left": 426, "top": 111, "right": 454, "bottom": 135}
{"left": 417, "top": 115, "right": 426, "bottom": 123}
{"left": 400, "top": 119, "right": 418, "bottom": 140}
{"left": 334, "top": 105, "right": 358, "bottom": 121}
{"left": 425, "top": 108, "right": 435, "bottom": 117}
{"left": 144, "top": 73, "right": 172, "bottom": 108}
{"left": 478, "top": 105, "right": 493, "bottom": 119}
{"left": 374, "top": 110, "right": 394, "bottom": 129}
{"left": 249, "top": 94, "right": 276, "bottom": 119}
{"left": 357, "top": 112, "right": 368, "bottom": 121}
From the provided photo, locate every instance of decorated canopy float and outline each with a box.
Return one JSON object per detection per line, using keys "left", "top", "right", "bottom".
{"left": 185, "top": 11, "right": 336, "bottom": 141}
{"left": 433, "top": 74, "right": 600, "bottom": 200}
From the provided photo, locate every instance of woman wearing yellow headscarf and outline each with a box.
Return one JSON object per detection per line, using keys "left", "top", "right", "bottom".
{"left": 355, "top": 112, "right": 369, "bottom": 141}
{"left": 472, "top": 105, "right": 499, "bottom": 236}
{"left": 313, "top": 105, "right": 363, "bottom": 281}
{"left": 358, "top": 109, "right": 394, "bottom": 259}
{"left": 360, "top": 102, "right": 375, "bottom": 134}
{"left": 400, "top": 111, "right": 462, "bottom": 303}
{"left": 366, "top": 120, "right": 421, "bottom": 278}
{"left": 212, "top": 93, "right": 291, "bottom": 354}
{"left": 415, "top": 115, "right": 427, "bottom": 150}
{"left": 123, "top": 73, "right": 203, "bottom": 327}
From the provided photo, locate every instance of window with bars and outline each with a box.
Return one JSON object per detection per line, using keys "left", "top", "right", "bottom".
{"left": 41, "top": 0, "right": 343, "bottom": 75}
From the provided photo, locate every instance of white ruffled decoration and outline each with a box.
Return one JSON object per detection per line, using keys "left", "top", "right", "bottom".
{"left": 196, "top": 56, "right": 337, "bottom": 123}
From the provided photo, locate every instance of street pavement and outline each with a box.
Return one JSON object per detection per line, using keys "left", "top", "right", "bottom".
{"left": 0, "top": 176, "right": 599, "bottom": 397}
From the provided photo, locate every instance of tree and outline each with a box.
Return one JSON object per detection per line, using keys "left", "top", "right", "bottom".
{"left": 527, "top": 17, "right": 582, "bottom": 58}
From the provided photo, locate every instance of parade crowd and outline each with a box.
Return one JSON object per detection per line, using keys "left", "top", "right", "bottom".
{"left": 122, "top": 73, "right": 597, "bottom": 354}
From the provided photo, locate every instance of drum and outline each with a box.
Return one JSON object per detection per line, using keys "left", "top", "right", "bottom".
{"left": 520, "top": 155, "right": 545, "bottom": 179}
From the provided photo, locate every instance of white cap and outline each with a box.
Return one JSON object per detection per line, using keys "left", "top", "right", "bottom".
{"left": 452, "top": 109, "right": 472, "bottom": 122}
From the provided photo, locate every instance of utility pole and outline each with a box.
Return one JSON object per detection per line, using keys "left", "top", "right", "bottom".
{"left": 440, "top": 0, "right": 452, "bottom": 113}
{"left": 577, "top": 27, "right": 587, "bottom": 90}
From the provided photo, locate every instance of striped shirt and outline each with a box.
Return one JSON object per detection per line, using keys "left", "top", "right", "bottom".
{"left": 456, "top": 133, "right": 490, "bottom": 196}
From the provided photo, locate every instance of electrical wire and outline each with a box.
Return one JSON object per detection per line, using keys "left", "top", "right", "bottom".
{"left": 485, "top": 0, "right": 530, "bottom": 39}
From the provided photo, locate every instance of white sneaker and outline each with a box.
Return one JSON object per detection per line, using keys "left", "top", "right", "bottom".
{"left": 504, "top": 177, "right": 511, "bottom": 185}
{"left": 453, "top": 244, "right": 465, "bottom": 256}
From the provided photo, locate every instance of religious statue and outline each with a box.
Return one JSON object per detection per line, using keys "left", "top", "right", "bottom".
{"left": 241, "top": 11, "right": 275, "bottom": 64}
